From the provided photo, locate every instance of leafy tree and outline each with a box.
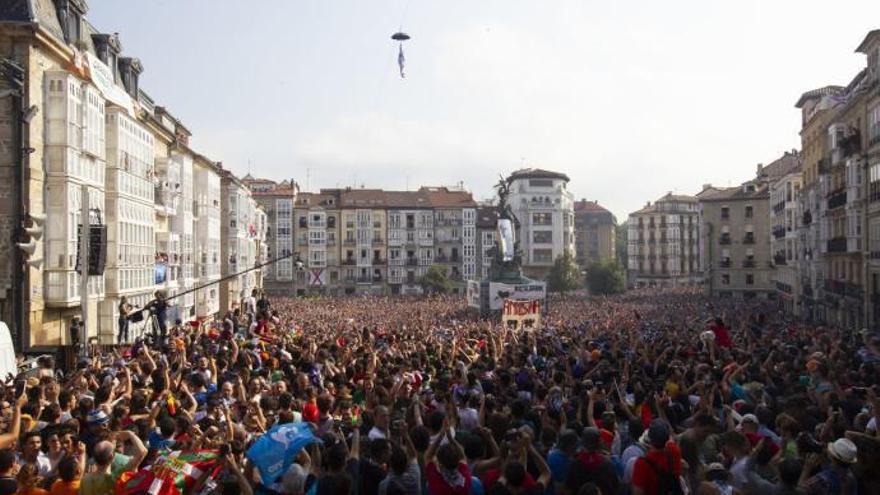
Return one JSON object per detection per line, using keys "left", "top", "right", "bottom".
{"left": 615, "top": 221, "right": 628, "bottom": 267}
{"left": 419, "top": 265, "right": 453, "bottom": 294}
{"left": 585, "top": 259, "right": 626, "bottom": 295}
{"left": 547, "top": 252, "right": 580, "bottom": 293}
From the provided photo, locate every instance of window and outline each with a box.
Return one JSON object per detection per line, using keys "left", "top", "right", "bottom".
{"left": 721, "top": 207, "right": 729, "bottom": 219}
{"left": 532, "top": 213, "right": 552, "bottom": 226}
{"left": 721, "top": 274, "right": 730, "bottom": 285}
{"left": 533, "top": 231, "right": 553, "bottom": 244}
{"left": 529, "top": 179, "right": 553, "bottom": 187}
{"left": 745, "top": 206, "right": 753, "bottom": 218}
{"left": 746, "top": 274, "right": 754, "bottom": 285}
{"left": 533, "top": 249, "right": 553, "bottom": 263}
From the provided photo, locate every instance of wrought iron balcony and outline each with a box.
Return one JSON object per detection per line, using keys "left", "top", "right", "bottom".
{"left": 827, "top": 190, "right": 847, "bottom": 210}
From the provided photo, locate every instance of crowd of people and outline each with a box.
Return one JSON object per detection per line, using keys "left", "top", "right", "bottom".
{"left": 2, "top": 288, "right": 880, "bottom": 495}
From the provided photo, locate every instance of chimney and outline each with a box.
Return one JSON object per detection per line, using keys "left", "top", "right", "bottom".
{"left": 756, "top": 163, "right": 764, "bottom": 175}
{"left": 702, "top": 183, "right": 712, "bottom": 191}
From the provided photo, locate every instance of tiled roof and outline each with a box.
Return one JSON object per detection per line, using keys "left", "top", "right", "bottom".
{"left": 418, "top": 186, "right": 477, "bottom": 208}
{"left": 761, "top": 151, "right": 801, "bottom": 180}
{"left": 383, "top": 191, "right": 431, "bottom": 209}
{"left": 506, "top": 168, "right": 570, "bottom": 182}
{"left": 574, "top": 200, "right": 610, "bottom": 213}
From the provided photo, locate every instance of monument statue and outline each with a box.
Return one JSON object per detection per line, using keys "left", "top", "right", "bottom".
{"left": 487, "top": 176, "right": 526, "bottom": 282}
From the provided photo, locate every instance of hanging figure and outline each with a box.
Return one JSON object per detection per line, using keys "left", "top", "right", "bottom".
{"left": 391, "top": 32, "right": 410, "bottom": 78}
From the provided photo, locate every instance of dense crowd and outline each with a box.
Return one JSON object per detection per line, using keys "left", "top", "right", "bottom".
{"left": 2, "top": 288, "right": 880, "bottom": 495}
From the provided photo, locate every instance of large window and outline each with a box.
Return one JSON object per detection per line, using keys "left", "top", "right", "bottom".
{"left": 532, "top": 231, "right": 553, "bottom": 244}
{"left": 532, "top": 249, "right": 553, "bottom": 263}
{"left": 529, "top": 179, "right": 553, "bottom": 187}
{"left": 532, "top": 213, "right": 552, "bottom": 226}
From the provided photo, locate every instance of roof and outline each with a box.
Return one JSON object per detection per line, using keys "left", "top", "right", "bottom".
{"left": 383, "top": 190, "right": 431, "bottom": 209}
{"left": 629, "top": 192, "right": 697, "bottom": 216}
{"left": 418, "top": 186, "right": 477, "bottom": 208}
{"left": 0, "top": 0, "right": 67, "bottom": 43}
{"left": 795, "top": 85, "right": 845, "bottom": 108}
{"left": 574, "top": 200, "right": 610, "bottom": 214}
{"left": 760, "top": 150, "right": 801, "bottom": 181}
{"left": 698, "top": 183, "right": 769, "bottom": 201}
{"left": 340, "top": 189, "right": 387, "bottom": 207}
{"left": 855, "top": 29, "right": 880, "bottom": 54}
{"left": 506, "top": 168, "right": 570, "bottom": 183}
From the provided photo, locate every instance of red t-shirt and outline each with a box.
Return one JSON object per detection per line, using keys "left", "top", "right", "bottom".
{"left": 632, "top": 444, "right": 682, "bottom": 495}
{"left": 302, "top": 401, "right": 319, "bottom": 423}
{"left": 426, "top": 462, "right": 472, "bottom": 495}
{"left": 710, "top": 324, "right": 733, "bottom": 348}
{"left": 482, "top": 467, "right": 536, "bottom": 491}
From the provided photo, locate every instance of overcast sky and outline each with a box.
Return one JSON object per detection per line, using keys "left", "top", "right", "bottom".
{"left": 87, "top": 0, "right": 879, "bottom": 220}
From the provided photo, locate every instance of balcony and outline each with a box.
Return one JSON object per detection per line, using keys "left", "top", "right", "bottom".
{"left": 742, "top": 259, "right": 756, "bottom": 268}
{"left": 817, "top": 157, "right": 830, "bottom": 175}
{"left": 774, "top": 253, "right": 787, "bottom": 266}
{"left": 435, "top": 218, "right": 462, "bottom": 227}
{"left": 824, "top": 279, "right": 844, "bottom": 296}
{"left": 372, "top": 238, "right": 385, "bottom": 245}
{"left": 772, "top": 225, "right": 785, "bottom": 239}
{"left": 743, "top": 233, "right": 755, "bottom": 244}
{"left": 827, "top": 237, "right": 847, "bottom": 253}
{"left": 343, "top": 239, "right": 356, "bottom": 246}
{"left": 841, "top": 130, "right": 862, "bottom": 158}
{"left": 772, "top": 202, "right": 785, "bottom": 215}
{"left": 371, "top": 258, "right": 386, "bottom": 265}
{"left": 405, "top": 258, "right": 419, "bottom": 266}
{"left": 341, "top": 259, "right": 356, "bottom": 266}
{"left": 827, "top": 190, "right": 847, "bottom": 210}
{"left": 719, "top": 234, "right": 731, "bottom": 245}
{"left": 719, "top": 259, "right": 731, "bottom": 268}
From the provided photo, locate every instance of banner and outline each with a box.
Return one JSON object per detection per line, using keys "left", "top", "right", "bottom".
{"left": 117, "top": 450, "right": 222, "bottom": 495}
{"left": 85, "top": 52, "right": 135, "bottom": 115}
{"left": 308, "top": 269, "right": 325, "bottom": 287}
{"left": 502, "top": 299, "right": 542, "bottom": 330}
{"left": 466, "top": 280, "right": 481, "bottom": 308}
{"left": 488, "top": 282, "right": 546, "bottom": 310}
{"left": 246, "top": 422, "right": 322, "bottom": 485}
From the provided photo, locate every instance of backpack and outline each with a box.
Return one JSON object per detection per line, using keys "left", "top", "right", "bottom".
{"left": 641, "top": 452, "right": 684, "bottom": 495}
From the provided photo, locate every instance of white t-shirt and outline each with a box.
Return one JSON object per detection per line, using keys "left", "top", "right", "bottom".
{"left": 369, "top": 426, "right": 388, "bottom": 440}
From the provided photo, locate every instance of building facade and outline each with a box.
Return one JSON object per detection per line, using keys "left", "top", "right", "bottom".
{"left": 627, "top": 193, "right": 701, "bottom": 288}
{"left": 573, "top": 200, "right": 616, "bottom": 267}
{"left": 0, "top": 1, "right": 248, "bottom": 348}
{"left": 700, "top": 153, "right": 799, "bottom": 299}
{"left": 220, "top": 171, "right": 265, "bottom": 313}
{"left": 769, "top": 159, "right": 803, "bottom": 313}
{"left": 505, "top": 168, "right": 575, "bottom": 278}
{"left": 242, "top": 177, "right": 298, "bottom": 295}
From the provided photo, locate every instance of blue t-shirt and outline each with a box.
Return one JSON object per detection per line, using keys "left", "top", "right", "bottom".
{"left": 546, "top": 449, "right": 571, "bottom": 495}
{"left": 194, "top": 383, "right": 218, "bottom": 406}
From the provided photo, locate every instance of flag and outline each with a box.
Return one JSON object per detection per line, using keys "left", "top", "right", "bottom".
{"left": 398, "top": 44, "right": 406, "bottom": 78}
{"left": 116, "top": 450, "right": 222, "bottom": 495}
{"left": 246, "top": 422, "right": 322, "bottom": 485}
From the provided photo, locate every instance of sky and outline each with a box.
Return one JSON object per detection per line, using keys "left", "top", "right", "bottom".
{"left": 86, "top": 0, "right": 880, "bottom": 220}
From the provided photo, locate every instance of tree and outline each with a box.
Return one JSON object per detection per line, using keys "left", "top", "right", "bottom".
{"left": 615, "top": 221, "right": 628, "bottom": 267}
{"left": 585, "top": 259, "right": 626, "bottom": 295}
{"left": 547, "top": 252, "right": 580, "bottom": 293}
{"left": 419, "top": 265, "right": 453, "bottom": 294}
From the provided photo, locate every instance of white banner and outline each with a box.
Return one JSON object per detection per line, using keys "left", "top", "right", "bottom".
{"left": 308, "top": 269, "right": 325, "bottom": 287}
{"left": 466, "top": 280, "right": 481, "bottom": 308}
{"left": 85, "top": 52, "right": 135, "bottom": 115}
{"left": 488, "top": 282, "right": 546, "bottom": 310}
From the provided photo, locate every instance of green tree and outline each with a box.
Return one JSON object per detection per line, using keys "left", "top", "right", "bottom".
{"left": 585, "top": 259, "right": 626, "bottom": 295}
{"left": 615, "top": 221, "right": 628, "bottom": 266}
{"left": 547, "top": 252, "right": 580, "bottom": 293}
{"left": 419, "top": 265, "right": 453, "bottom": 294}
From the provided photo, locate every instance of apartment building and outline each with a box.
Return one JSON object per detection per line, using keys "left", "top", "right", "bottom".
{"left": 220, "top": 171, "right": 266, "bottom": 312}
{"left": 505, "top": 169, "right": 575, "bottom": 278}
{"left": 385, "top": 190, "right": 435, "bottom": 294}
{"left": 627, "top": 193, "right": 701, "bottom": 288}
{"left": 0, "top": 2, "right": 252, "bottom": 348}
{"left": 793, "top": 29, "right": 879, "bottom": 329}
{"left": 700, "top": 152, "right": 799, "bottom": 299}
{"left": 242, "top": 177, "right": 298, "bottom": 295}
{"left": 769, "top": 158, "right": 804, "bottom": 314}
{"left": 476, "top": 206, "right": 499, "bottom": 280}
{"left": 573, "top": 200, "right": 616, "bottom": 267}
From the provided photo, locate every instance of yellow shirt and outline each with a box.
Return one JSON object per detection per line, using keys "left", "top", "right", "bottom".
{"left": 48, "top": 479, "right": 79, "bottom": 495}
